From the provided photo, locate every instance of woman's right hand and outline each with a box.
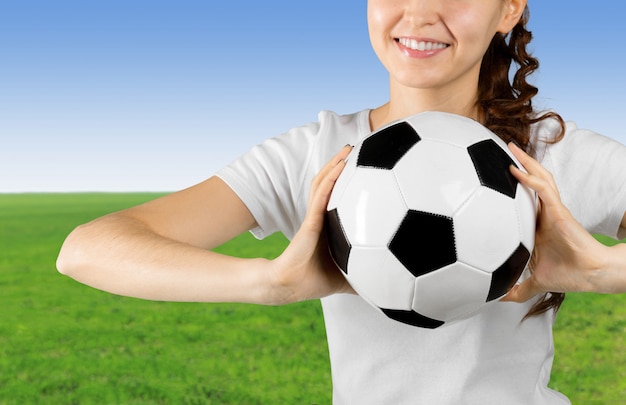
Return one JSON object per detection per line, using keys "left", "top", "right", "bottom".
{"left": 265, "top": 145, "right": 356, "bottom": 304}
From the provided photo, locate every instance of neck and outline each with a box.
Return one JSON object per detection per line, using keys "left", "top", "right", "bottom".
{"left": 370, "top": 77, "right": 480, "bottom": 132}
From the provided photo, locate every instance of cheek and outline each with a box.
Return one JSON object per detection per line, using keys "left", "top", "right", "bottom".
{"left": 367, "top": 3, "right": 394, "bottom": 57}
{"left": 367, "top": 1, "right": 387, "bottom": 39}
{"left": 367, "top": 0, "right": 404, "bottom": 37}
{"left": 449, "top": 11, "right": 501, "bottom": 50}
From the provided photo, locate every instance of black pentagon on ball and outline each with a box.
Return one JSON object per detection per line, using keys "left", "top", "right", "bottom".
{"left": 467, "top": 139, "right": 519, "bottom": 198}
{"left": 389, "top": 210, "right": 457, "bottom": 278}
{"left": 381, "top": 308, "right": 445, "bottom": 329}
{"left": 325, "top": 208, "right": 352, "bottom": 274}
{"left": 357, "top": 121, "right": 421, "bottom": 169}
{"left": 486, "top": 243, "right": 531, "bottom": 301}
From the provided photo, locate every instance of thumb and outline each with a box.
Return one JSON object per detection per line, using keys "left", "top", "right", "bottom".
{"left": 500, "top": 279, "right": 541, "bottom": 303}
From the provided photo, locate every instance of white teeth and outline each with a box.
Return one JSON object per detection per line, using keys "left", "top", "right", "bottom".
{"left": 398, "top": 38, "right": 448, "bottom": 51}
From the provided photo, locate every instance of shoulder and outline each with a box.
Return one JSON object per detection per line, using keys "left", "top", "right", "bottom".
{"left": 266, "top": 109, "right": 370, "bottom": 173}
{"left": 313, "top": 109, "right": 371, "bottom": 156}
{"left": 318, "top": 109, "right": 371, "bottom": 131}
{"left": 271, "top": 109, "right": 369, "bottom": 148}
{"left": 316, "top": 109, "right": 371, "bottom": 145}
{"left": 216, "top": 109, "right": 371, "bottom": 239}
{"left": 231, "top": 109, "right": 369, "bottom": 170}
{"left": 531, "top": 113, "right": 625, "bottom": 168}
{"left": 530, "top": 113, "right": 626, "bottom": 237}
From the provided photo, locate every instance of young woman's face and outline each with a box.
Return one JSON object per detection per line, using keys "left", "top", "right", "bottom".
{"left": 368, "top": 0, "right": 524, "bottom": 94}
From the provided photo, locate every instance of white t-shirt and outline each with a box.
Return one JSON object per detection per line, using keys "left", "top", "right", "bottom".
{"left": 217, "top": 109, "right": 626, "bottom": 404}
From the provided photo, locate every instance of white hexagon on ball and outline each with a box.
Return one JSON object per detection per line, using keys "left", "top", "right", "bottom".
{"left": 335, "top": 168, "right": 407, "bottom": 248}
{"left": 454, "top": 187, "right": 521, "bottom": 273}
{"left": 413, "top": 262, "right": 492, "bottom": 322}
{"left": 395, "top": 140, "right": 481, "bottom": 217}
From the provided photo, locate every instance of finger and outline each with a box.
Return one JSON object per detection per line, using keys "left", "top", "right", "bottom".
{"left": 304, "top": 146, "right": 352, "bottom": 233}
{"left": 508, "top": 144, "right": 562, "bottom": 209}
{"left": 508, "top": 143, "right": 558, "bottom": 190}
{"left": 500, "top": 279, "right": 541, "bottom": 303}
{"left": 510, "top": 164, "right": 562, "bottom": 210}
{"left": 311, "top": 157, "right": 347, "bottom": 211}
{"left": 310, "top": 145, "right": 353, "bottom": 194}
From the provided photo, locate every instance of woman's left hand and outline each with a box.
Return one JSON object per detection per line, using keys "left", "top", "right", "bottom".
{"left": 501, "top": 143, "right": 610, "bottom": 302}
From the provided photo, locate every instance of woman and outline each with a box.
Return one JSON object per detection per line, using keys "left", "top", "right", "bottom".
{"left": 57, "top": 0, "right": 626, "bottom": 403}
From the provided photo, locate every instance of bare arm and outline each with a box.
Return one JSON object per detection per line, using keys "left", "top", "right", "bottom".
{"left": 56, "top": 176, "right": 269, "bottom": 302}
{"left": 57, "top": 146, "right": 354, "bottom": 305}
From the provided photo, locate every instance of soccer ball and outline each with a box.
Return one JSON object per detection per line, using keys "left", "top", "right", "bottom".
{"left": 325, "top": 111, "right": 536, "bottom": 329}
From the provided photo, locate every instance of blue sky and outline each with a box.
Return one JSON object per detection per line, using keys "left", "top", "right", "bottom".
{"left": 1, "top": 1, "right": 624, "bottom": 192}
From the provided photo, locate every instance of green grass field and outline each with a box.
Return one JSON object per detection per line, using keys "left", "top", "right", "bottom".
{"left": 1, "top": 193, "right": 624, "bottom": 404}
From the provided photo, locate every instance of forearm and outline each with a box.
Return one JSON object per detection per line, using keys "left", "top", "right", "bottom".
{"left": 57, "top": 214, "right": 272, "bottom": 304}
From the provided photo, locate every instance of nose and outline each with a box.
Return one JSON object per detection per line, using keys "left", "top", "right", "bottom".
{"left": 404, "top": 0, "right": 440, "bottom": 26}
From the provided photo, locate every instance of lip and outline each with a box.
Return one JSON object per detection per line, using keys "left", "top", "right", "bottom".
{"left": 395, "top": 37, "right": 450, "bottom": 59}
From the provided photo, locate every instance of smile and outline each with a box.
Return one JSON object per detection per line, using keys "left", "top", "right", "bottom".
{"left": 397, "top": 38, "right": 449, "bottom": 51}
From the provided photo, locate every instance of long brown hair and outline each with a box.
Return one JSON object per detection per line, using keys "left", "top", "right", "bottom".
{"left": 477, "top": 6, "right": 566, "bottom": 318}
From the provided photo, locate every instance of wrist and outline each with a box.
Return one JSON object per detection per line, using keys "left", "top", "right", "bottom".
{"left": 244, "top": 257, "right": 279, "bottom": 305}
{"left": 591, "top": 243, "right": 626, "bottom": 294}
{"left": 262, "top": 257, "right": 301, "bottom": 306}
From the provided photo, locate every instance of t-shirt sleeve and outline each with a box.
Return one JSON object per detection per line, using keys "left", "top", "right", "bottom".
{"left": 541, "top": 122, "right": 626, "bottom": 239}
{"left": 216, "top": 120, "right": 321, "bottom": 240}
{"left": 216, "top": 110, "right": 367, "bottom": 241}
